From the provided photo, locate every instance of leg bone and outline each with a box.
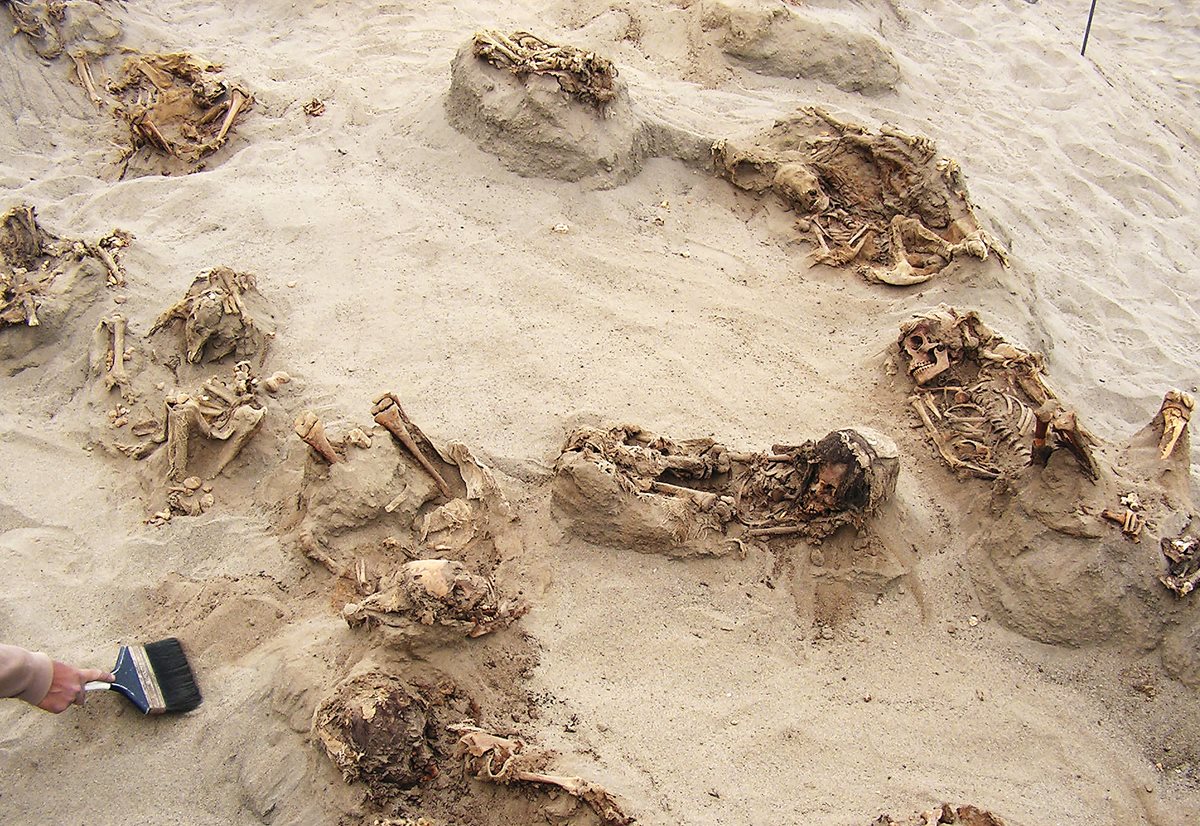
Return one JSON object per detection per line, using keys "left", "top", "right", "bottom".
{"left": 293, "top": 410, "right": 342, "bottom": 464}
{"left": 372, "top": 393, "right": 453, "bottom": 497}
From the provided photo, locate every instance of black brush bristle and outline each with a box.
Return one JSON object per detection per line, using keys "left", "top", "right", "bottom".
{"left": 143, "top": 638, "right": 202, "bottom": 713}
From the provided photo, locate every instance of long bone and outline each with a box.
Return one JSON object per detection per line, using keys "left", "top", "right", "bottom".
{"left": 293, "top": 410, "right": 342, "bottom": 464}
{"left": 371, "top": 393, "right": 453, "bottom": 498}
{"left": 91, "top": 314, "right": 131, "bottom": 396}
{"left": 1158, "top": 390, "right": 1194, "bottom": 460}
{"left": 450, "top": 724, "right": 632, "bottom": 825}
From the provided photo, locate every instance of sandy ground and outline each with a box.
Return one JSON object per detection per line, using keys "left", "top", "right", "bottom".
{"left": 1, "top": 1, "right": 1199, "bottom": 824}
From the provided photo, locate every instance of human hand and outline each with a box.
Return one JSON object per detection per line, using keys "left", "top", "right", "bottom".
{"left": 37, "top": 661, "right": 114, "bottom": 713}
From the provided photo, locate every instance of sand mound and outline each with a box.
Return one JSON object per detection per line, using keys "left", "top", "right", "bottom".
{"left": 445, "top": 32, "right": 649, "bottom": 188}
{"left": 701, "top": 0, "right": 901, "bottom": 94}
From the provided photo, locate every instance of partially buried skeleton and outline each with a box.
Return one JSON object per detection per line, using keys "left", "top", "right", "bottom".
{"left": 893, "top": 305, "right": 1098, "bottom": 480}
{"left": 713, "top": 107, "right": 1006, "bottom": 285}
{"left": 284, "top": 394, "right": 524, "bottom": 640}
{"left": 312, "top": 669, "right": 632, "bottom": 823}
{"left": 107, "top": 52, "right": 252, "bottom": 176}
{"left": 554, "top": 423, "right": 898, "bottom": 556}
{"left": 149, "top": 266, "right": 274, "bottom": 366}
{"left": 1, "top": 204, "right": 127, "bottom": 324}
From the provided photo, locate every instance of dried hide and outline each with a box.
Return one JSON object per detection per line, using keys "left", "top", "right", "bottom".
{"left": 150, "top": 266, "right": 274, "bottom": 366}
{"left": 871, "top": 804, "right": 1006, "bottom": 826}
{"left": 471, "top": 30, "right": 617, "bottom": 110}
{"left": 107, "top": 53, "right": 251, "bottom": 175}
{"left": 554, "top": 424, "right": 898, "bottom": 555}
{"left": 895, "top": 305, "right": 1097, "bottom": 480}
{"left": 713, "top": 108, "right": 1006, "bottom": 285}
{"left": 451, "top": 724, "right": 634, "bottom": 826}
{"left": 343, "top": 559, "right": 527, "bottom": 640}
{"left": 313, "top": 669, "right": 470, "bottom": 800}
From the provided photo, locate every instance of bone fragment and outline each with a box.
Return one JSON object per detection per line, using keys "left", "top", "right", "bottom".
{"left": 650, "top": 481, "right": 721, "bottom": 510}
{"left": 372, "top": 393, "right": 453, "bottom": 498}
{"left": 344, "top": 427, "right": 371, "bottom": 449}
{"left": 202, "top": 379, "right": 238, "bottom": 407}
{"left": 1158, "top": 390, "right": 1194, "bottom": 460}
{"left": 262, "top": 371, "right": 291, "bottom": 393}
{"left": 293, "top": 410, "right": 342, "bottom": 464}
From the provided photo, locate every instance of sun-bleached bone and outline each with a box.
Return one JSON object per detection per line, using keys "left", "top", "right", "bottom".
{"left": 262, "top": 371, "right": 291, "bottom": 393}
{"left": 293, "top": 410, "right": 343, "bottom": 464}
{"left": 449, "top": 723, "right": 633, "bottom": 825}
{"left": 372, "top": 392, "right": 453, "bottom": 498}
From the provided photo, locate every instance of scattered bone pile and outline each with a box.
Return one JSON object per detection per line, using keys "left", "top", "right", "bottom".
{"left": 471, "top": 30, "right": 617, "bottom": 110}
{"left": 871, "top": 804, "right": 1006, "bottom": 826}
{"left": 713, "top": 107, "right": 1006, "bottom": 285}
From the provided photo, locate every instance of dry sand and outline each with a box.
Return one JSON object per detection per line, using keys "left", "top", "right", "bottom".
{"left": 1, "top": 1, "right": 1199, "bottom": 824}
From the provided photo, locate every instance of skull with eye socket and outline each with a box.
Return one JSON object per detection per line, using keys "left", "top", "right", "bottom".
{"left": 896, "top": 306, "right": 983, "bottom": 386}
{"left": 773, "top": 163, "right": 831, "bottom": 214}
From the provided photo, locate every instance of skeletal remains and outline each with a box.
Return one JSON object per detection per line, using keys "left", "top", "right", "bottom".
{"left": 895, "top": 305, "right": 1097, "bottom": 480}
{"left": 4, "top": 0, "right": 122, "bottom": 105}
{"left": 106, "top": 52, "right": 251, "bottom": 172}
{"left": 343, "top": 558, "right": 527, "bottom": 639}
{"left": 313, "top": 669, "right": 462, "bottom": 796}
{"left": 2, "top": 204, "right": 128, "bottom": 329}
{"left": 150, "top": 266, "right": 272, "bottom": 365}
{"left": 107, "top": 360, "right": 267, "bottom": 518}
{"left": 871, "top": 803, "right": 1006, "bottom": 826}
{"left": 471, "top": 30, "right": 617, "bottom": 110}
{"left": 556, "top": 423, "right": 898, "bottom": 552}
{"left": 713, "top": 108, "right": 1006, "bottom": 285}
{"left": 450, "top": 723, "right": 634, "bottom": 826}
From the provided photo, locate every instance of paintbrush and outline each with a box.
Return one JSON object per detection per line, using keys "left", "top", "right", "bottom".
{"left": 84, "top": 638, "right": 202, "bottom": 714}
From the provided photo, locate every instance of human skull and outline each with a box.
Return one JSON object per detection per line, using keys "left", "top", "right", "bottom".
{"left": 896, "top": 308, "right": 976, "bottom": 386}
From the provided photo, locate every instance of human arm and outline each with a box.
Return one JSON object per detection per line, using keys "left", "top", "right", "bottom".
{"left": 0, "top": 644, "right": 114, "bottom": 713}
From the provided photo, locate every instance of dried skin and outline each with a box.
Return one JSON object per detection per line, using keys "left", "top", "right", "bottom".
{"left": 150, "top": 266, "right": 268, "bottom": 364}
{"left": 107, "top": 53, "right": 252, "bottom": 169}
{"left": 713, "top": 108, "right": 1006, "bottom": 285}
{"left": 343, "top": 559, "right": 527, "bottom": 638}
{"left": 451, "top": 724, "right": 634, "bottom": 826}
{"left": 313, "top": 670, "right": 441, "bottom": 794}
{"left": 558, "top": 424, "right": 897, "bottom": 544}
{"left": 472, "top": 30, "right": 617, "bottom": 110}
{"left": 897, "top": 305, "right": 1097, "bottom": 480}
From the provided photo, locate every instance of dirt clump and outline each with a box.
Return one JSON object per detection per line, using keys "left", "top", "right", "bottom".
{"left": 446, "top": 31, "right": 649, "bottom": 188}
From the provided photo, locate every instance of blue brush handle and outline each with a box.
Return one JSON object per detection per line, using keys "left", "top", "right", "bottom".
{"left": 83, "top": 646, "right": 152, "bottom": 714}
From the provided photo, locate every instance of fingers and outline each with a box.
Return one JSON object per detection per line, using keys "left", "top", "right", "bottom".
{"left": 79, "top": 668, "right": 115, "bottom": 684}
